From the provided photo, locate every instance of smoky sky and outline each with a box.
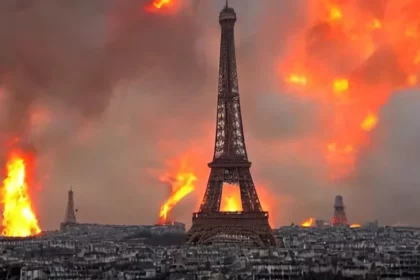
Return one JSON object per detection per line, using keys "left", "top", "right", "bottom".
{"left": 347, "top": 89, "right": 420, "bottom": 226}
{"left": 0, "top": 0, "right": 419, "bottom": 230}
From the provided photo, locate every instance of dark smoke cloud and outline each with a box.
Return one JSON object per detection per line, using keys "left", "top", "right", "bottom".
{"left": 253, "top": 93, "right": 320, "bottom": 140}
{"left": 0, "top": 0, "right": 207, "bottom": 136}
{"left": 0, "top": 0, "right": 214, "bottom": 228}
{"left": 0, "top": 0, "right": 416, "bottom": 229}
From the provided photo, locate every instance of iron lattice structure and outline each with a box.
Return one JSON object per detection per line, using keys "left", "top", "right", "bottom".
{"left": 186, "top": 3, "right": 276, "bottom": 247}
{"left": 60, "top": 188, "right": 77, "bottom": 230}
{"left": 332, "top": 195, "right": 348, "bottom": 226}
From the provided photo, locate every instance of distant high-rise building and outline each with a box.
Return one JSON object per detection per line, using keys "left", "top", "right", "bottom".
{"left": 332, "top": 195, "right": 348, "bottom": 226}
{"left": 363, "top": 220, "right": 379, "bottom": 229}
{"left": 316, "top": 219, "right": 329, "bottom": 228}
{"left": 60, "top": 188, "right": 77, "bottom": 230}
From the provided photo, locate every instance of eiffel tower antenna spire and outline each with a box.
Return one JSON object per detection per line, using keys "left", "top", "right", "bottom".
{"left": 225, "top": 0, "right": 228, "bottom": 8}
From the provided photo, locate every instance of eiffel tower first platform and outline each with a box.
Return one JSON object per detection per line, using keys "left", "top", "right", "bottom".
{"left": 186, "top": 3, "right": 276, "bottom": 247}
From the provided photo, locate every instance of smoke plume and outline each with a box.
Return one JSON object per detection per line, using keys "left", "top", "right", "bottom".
{"left": 0, "top": 0, "right": 418, "bottom": 229}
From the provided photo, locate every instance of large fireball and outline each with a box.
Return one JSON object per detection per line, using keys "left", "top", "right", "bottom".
{"left": 279, "top": 0, "right": 419, "bottom": 179}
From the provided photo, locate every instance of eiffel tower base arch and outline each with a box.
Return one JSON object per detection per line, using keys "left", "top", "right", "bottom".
{"left": 186, "top": 212, "right": 277, "bottom": 246}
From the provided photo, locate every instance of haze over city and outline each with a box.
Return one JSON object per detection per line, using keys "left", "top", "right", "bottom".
{"left": 0, "top": 0, "right": 419, "bottom": 232}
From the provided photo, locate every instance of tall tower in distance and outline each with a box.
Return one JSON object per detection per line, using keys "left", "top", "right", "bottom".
{"left": 332, "top": 195, "right": 348, "bottom": 226}
{"left": 60, "top": 187, "right": 78, "bottom": 231}
{"left": 185, "top": 2, "right": 276, "bottom": 247}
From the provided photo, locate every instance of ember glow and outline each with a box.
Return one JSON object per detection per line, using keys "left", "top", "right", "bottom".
{"left": 145, "top": 0, "right": 175, "bottom": 13}
{"left": 361, "top": 113, "right": 378, "bottom": 132}
{"left": 153, "top": 0, "right": 170, "bottom": 9}
{"left": 301, "top": 217, "right": 315, "bottom": 227}
{"left": 408, "top": 74, "right": 417, "bottom": 86}
{"left": 158, "top": 169, "right": 197, "bottom": 224}
{"left": 285, "top": 74, "right": 307, "bottom": 86}
{"left": 1, "top": 151, "right": 41, "bottom": 237}
{"left": 350, "top": 223, "right": 361, "bottom": 228}
{"left": 280, "top": 0, "right": 420, "bottom": 178}
{"left": 222, "top": 196, "right": 241, "bottom": 212}
{"left": 333, "top": 79, "right": 349, "bottom": 96}
{"left": 329, "top": 7, "right": 342, "bottom": 22}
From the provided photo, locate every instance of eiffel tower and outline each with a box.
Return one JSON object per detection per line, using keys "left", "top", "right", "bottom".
{"left": 186, "top": 2, "right": 276, "bottom": 247}
{"left": 60, "top": 187, "right": 78, "bottom": 231}
{"left": 332, "top": 195, "right": 348, "bottom": 226}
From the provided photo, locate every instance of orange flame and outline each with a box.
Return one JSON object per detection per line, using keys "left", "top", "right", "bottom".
{"left": 1, "top": 151, "right": 41, "bottom": 237}
{"left": 408, "top": 74, "right": 417, "bottom": 86}
{"left": 285, "top": 74, "right": 307, "bottom": 86}
{"left": 220, "top": 184, "right": 242, "bottom": 212}
{"left": 361, "top": 113, "right": 378, "bottom": 132}
{"left": 329, "top": 7, "right": 342, "bottom": 22}
{"left": 158, "top": 169, "right": 197, "bottom": 224}
{"left": 279, "top": 0, "right": 420, "bottom": 178}
{"left": 301, "top": 217, "right": 315, "bottom": 227}
{"left": 414, "top": 51, "right": 420, "bottom": 64}
{"left": 350, "top": 223, "right": 361, "bottom": 228}
{"left": 222, "top": 196, "right": 241, "bottom": 212}
{"left": 145, "top": 0, "right": 175, "bottom": 13}
{"left": 333, "top": 79, "right": 349, "bottom": 96}
{"left": 152, "top": 0, "right": 171, "bottom": 9}
{"left": 372, "top": 19, "right": 382, "bottom": 29}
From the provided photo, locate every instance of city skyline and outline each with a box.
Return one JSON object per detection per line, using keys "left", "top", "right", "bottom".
{"left": 0, "top": 0, "right": 419, "bottom": 231}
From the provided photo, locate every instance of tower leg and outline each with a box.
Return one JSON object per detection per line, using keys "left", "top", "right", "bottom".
{"left": 199, "top": 168, "right": 224, "bottom": 212}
